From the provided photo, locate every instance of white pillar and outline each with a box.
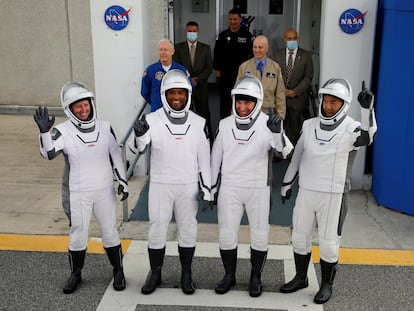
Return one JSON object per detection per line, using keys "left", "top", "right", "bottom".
{"left": 89, "top": 1, "right": 150, "bottom": 141}
{"left": 319, "top": 0, "right": 378, "bottom": 189}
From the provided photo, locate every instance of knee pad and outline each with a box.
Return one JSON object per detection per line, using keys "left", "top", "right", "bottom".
{"left": 250, "top": 227, "right": 269, "bottom": 252}
{"left": 177, "top": 223, "right": 197, "bottom": 247}
{"left": 219, "top": 228, "right": 238, "bottom": 250}
{"left": 319, "top": 236, "right": 339, "bottom": 263}
{"left": 148, "top": 225, "right": 168, "bottom": 249}
{"left": 101, "top": 228, "right": 120, "bottom": 248}
{"left": 292, "top": 230, "right": 312, "bottom": 255}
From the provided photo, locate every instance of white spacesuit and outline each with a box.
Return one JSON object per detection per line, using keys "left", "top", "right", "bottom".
{"left": 34, "top": 82, "right": 128, "bottom": 294}
{"left": 129, "top": 69, "right": 211, "bottom": 295}
{"left": 279, "top": 79, "right": 377, "bottom": 304}
{"left": 211, "top": 75, "right": 293, "bottom": 297}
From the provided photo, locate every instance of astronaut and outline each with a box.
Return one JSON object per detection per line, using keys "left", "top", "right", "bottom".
{"left": 279, "top": 79, "right": 377, "bottom": 304}
{"left": 129, "top": 69, "right": 211, "bottom": 295}
{"left": 33, "top": 82, "right": 129, "bottom": 294}
{"left": 211, "top": 75, "right": 293, "bottom": 297}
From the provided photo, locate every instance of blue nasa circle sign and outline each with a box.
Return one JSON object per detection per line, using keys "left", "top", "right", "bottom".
{"left": 104, "top": 5, "right": 131, "bottom": 31}
{"left": 339, "top": 8, "right": 367, "bottom": 34}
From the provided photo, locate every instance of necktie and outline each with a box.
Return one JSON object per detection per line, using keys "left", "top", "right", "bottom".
{"left": 285, "top": 51, "right": 293, "bottom": 86}
{"left": 257, "top": 61, "right": 264, "bottom": 78}
{"left": 190, "top": 44, "right": 195, "bottom": 67}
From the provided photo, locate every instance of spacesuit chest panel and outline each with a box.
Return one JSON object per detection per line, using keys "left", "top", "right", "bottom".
{"left": 146, "top": 110, "right": 201, "bottom": 184}
{"left": 299, "top": 117, "right": 357, "bottom": 193}
{"left": 59, "top": 120, "right": 114, "bottom": 191}
{"left": 220, "top": 115, "right": 272, "bottom": 188}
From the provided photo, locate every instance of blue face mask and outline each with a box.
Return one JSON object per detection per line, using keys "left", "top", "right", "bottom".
{"left": 287, "top": 40, "right": 298, "bottom": 50}
{"left": 187, "top": 32, "right": 198, "bottom": 42}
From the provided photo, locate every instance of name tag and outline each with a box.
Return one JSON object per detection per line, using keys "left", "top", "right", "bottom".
{"left": 238, "top": 37, "right": 247, "bottom": 43}
{"left": 266, "top": 72, "right": 276, "bottom": 79}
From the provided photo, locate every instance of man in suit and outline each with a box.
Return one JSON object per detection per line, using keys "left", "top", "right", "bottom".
{"left": 274, "top": 28, "right": 313, "bottom": 145}
{"left": 174, "top": 21, "right": 213, "bottom": 138}
{"left": 237, "top": 35, "right": 286, "bottom": 119}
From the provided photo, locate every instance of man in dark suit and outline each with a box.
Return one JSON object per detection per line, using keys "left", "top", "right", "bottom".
{"left": 274, "top": 28, "right": 313, "bottom": 145}
{"left": 174, "top": 21, "right": 213, "bottom": 139}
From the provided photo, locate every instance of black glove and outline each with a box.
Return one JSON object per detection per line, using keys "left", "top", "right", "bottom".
{"left": 118, "top": 184, "right": 129, "bottom": 201}
{"left": 34, "top": 106, "right": 55, "bottom": 133}
{"left": 281, "top": 189, "right": 292, "bottom": 205}
{"left": 267, "top": 113, "right": 282, "bottom": 133}
{"left": 357, "top": 81, "right": 374, "bottom": 109}
{"left": 133, "top": 114, "right": 149, "bottom": 137}
{"left": 201, "top": 200, "right": 213, "bottom": 212}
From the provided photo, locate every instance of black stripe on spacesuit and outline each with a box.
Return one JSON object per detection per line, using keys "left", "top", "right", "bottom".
{"left": 198, "top": 172, "right": 211, "bottom": 191}
{"left": 337, "top": 192, "right": 349, "bottom": 236}
{"left": 282, "top": 172, "right": 298, "bottom": 187}
{"left": 165, "top": 124, "right": 191, "bottom": 135}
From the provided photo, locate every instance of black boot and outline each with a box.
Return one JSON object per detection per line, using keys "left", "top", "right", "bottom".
{"left": 178, "top": 246, "right": 195, "bottom": 295}
{"left": 215, "top": 248, "right": 237, "bottom": 294}
{"left": 62, "top": 249, "right": 86, "bottom": 294}
{"left": 105, "top": 244, "right": 126, "bottom": 291}
{"left": 314, "top": 259, "right": 337, "bottom": 304}
{"left": 280, "top": 252, "right": 311, "bottom": 293}
{"left": 141, "top": 247, "right": 165, "bottom": 295}
{"left": 249, "top": 248, "right": 267, "bottom": 297}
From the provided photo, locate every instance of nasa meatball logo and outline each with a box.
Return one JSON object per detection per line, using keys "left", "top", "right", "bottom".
{"left": 104, "top": 5, "right": 131, "bottom": 31}
{"left": 339, "top": 8, "right": 367, "bottom": 34}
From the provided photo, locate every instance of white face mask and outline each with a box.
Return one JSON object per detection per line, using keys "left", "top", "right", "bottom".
{"left": 187, "top": 32, "right": 198, "bottom": 42}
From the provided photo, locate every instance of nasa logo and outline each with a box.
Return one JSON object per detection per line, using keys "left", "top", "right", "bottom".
{"left": 339, "top": 8, "right": 367, "bottom": 35}
{"left": 104, "top": 5, "right": 131, "bottom": 31}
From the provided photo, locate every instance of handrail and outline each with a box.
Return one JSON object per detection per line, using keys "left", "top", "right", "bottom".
{"left": 119, "top": 102, "right": 149, "bottom": 221}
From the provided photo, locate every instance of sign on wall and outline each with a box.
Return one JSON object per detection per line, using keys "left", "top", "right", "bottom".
{"left": 339, "top": 8, "right": 367, "bottom": 34}
{"left": 104, "top": 5, "right": 131, "bottom": 31}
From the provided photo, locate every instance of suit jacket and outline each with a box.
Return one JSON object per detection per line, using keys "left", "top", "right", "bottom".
{"left": 174, "top": 41, "right": 212, "bottom": 88}
{"left": 173, "top": 41, "right": 213, "bottom": 125}
{"left": 237, "top": 57, "right": 286, "bottom": 119}
{"left": 273, "top": 47, "right": 313, "bottom": 111}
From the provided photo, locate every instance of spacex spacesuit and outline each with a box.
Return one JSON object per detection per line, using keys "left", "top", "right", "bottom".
{"left": 34, "top": 82, "right": 128, "bottom": 294}
{"left": 129, "top": 69, "right": 211, "bottom": 295}
{"left": 211, "top": 75, "right": 293, "bottom": 297}
{"left": 279, "top": 79, "right": 377, "bottom": 304}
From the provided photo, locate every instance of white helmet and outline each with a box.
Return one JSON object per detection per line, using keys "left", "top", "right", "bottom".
{"left": 60, "top": 82, "right": 96, "bottom": 129}
{"left": 318, "top": 78, "right": 352, "bottom": 126}
{"left": 231, "top": 75, "right": 263, "bottom": 125}
{"left": 160, "top": 70, "right": 192, "bottom": 119}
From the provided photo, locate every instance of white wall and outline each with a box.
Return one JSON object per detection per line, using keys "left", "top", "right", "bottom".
{"left": 319, "top": 0, "right": 378, "bottom": 189}
{"left": 90, "top": 0, "right": 150, "bottom": 141}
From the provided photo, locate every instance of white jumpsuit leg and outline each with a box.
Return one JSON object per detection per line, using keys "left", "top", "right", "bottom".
{"left": 218, "top": 185, "right": 270, "bottom": 251}
{"left": 93, "top": 185, "right": 120, "bottom": 248}
{"left": 292, "top": 188, "right": 342, "bottom": 262}
{"left": 69, "top": 190, "right": 93, "bottom": 251}
{"left": 148, "top": 182, "right": 198, "bottom": 249}
{"left": 69, "top": 186, "right": 120, "bottom": 251}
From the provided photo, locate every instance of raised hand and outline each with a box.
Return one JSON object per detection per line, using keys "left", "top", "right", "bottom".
{"left": 357, "top": 81, "right": 374, "bottom": 109}
{"left": 34, "top": 106, "right": 55, "bottom": 133}
{"left": 133, "top": 114, "right": 149, "bottom": 137}
{"left": 267, "top": 111, "right": 282, "bottom": 133}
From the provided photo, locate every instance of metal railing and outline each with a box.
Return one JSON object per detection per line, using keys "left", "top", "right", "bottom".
{"left": 118, "top": 102, "right": 148, "bottom": 221}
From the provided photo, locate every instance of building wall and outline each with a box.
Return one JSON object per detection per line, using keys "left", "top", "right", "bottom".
{"left": 0, "top": 0, "right": 165, "bottom": 110}
{"left": 0, "top": 0, "right": 94, "bottom": 108}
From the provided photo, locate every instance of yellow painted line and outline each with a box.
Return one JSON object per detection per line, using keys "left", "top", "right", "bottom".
{"left": 312, "top": 246, "right": 414, "bottom": 266}
{"left": 0, "top": 234, "right": 131, "bottom": 254}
